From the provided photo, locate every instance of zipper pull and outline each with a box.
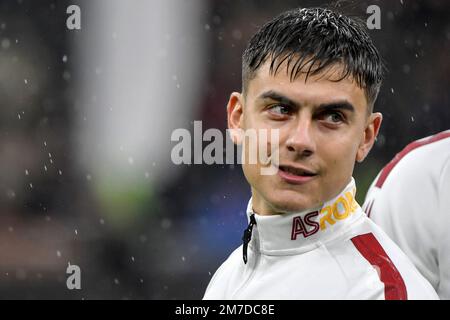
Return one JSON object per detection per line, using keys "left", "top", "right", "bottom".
{"left": 242, "top": 214, "right": 257, "bottom": 264}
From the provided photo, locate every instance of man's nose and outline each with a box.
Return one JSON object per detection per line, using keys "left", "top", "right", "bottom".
{"left": 285, "top": 117, "right": 316, "bottom": 157}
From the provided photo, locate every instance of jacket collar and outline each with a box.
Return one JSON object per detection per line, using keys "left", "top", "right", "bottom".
{"left": 246, "top": 178, "right": 365, "bottom": 255}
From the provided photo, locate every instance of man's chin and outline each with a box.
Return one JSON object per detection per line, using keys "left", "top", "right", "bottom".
{"left": 265, "top": 197, "right": 317, "bottom": 214}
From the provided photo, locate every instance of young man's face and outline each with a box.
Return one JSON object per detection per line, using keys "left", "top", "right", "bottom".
{"left": 227, "top": 61, "right": 382, "bottom": 215}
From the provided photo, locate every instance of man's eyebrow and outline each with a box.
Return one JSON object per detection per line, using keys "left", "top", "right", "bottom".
{"left": 257, "top": 90, "right": 299, "bottom": 107}
{"left": 257, "top": 91, "right": 355, "bottom": 113}
{"left": 316, "top": 101, "right": 355, "bottom": 113}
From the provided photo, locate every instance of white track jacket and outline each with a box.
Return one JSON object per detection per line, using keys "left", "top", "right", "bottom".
{"left": 204, "top": 179, "right": 438, "bottom": 300}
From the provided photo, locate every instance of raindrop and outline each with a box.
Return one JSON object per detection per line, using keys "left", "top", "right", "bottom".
{"left": 86, "top": 174, "right": 92, "bottom": 181}
{"left": 161, "top": 218, "right": 172, "bottom": 230}
{"left": 128, "top": 157, "right": 134, "bottom": 165}
{"left": 56, "top": 250, "right": 61, "bottom": 258}
{"left": 63, "top": 71, "right": 71, "bottom": 81}
{"left": 6, "top": 189, "right": 16, "bottom": 199}
{"left": 232, "top": 29, "right": 242, "bottom": 40}
{"left": 139, "top": 235, "right": 147, "bottom": 243}
{"left": 387, "top": 12, "right": 395, "bottom": 21}
{"left": 16, "top": 269, "right": 27, "bottom": 280}
{"left": 62, "top": 55, "right": 68, "bottom": 63}
{"left": 25, "top": 169, "right": 29, "bottom": 175}
{"left": 402, "top": 64, "right": 410, "bottom": 74}
{"left": 99, "top": 218, "right": 105, "bottom": 225}
{"left": 114, "top": 278, "right": 120, "bottom": 285}
{"left": 376, "top": 134, "right": 386, "bottom": 147}
{"left": 390, "top": 88, "right": 395, "bottom": 94}
{"left": 1, "top": 38, "right": 10, "bottom": 49}
{"left": 212, "top": 15, "right": 221, "bottom": 25}
{"left": 24, "top": 79, "right": 28, "bottom": 84}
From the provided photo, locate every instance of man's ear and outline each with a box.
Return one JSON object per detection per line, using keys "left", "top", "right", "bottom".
{"left": 227, "top": 92, "right": 245, "bottom": 145}
{"left": 356, "top": 112, "right": 382, "bottom": 163}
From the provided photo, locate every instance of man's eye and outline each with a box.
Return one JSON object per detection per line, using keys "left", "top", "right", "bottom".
{"left": 268, "top": 105, "right": 291, "bottom": 115}
{"left": 323, "top": 112, "right": 344, "bottom": 123}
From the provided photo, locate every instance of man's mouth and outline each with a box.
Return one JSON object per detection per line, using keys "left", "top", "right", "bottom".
{"left": 277, "top": 165, "right": 318, "bottom": 184}
{"left": 278, "top": 165, "right": 317, "bottom": 177}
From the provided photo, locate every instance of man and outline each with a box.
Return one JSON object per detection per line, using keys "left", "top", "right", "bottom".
{"left": 203, "top": 7, "right": 438, "bottom": 299}
{"left": 364, "top": 130, "right": 450, "bottom": 299}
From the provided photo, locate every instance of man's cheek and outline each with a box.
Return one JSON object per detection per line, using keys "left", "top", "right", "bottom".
{"left": 260, "top": 130, "right": 280, "bottom": 176}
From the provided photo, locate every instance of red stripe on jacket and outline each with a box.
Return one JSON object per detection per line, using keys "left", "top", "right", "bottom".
{"left": 351, "top": 233, "right": 407, "bottom": 300}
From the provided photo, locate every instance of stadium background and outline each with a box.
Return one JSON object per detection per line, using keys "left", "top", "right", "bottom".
{"left": 0, "top": 0, "right": 449, "bottom": 299}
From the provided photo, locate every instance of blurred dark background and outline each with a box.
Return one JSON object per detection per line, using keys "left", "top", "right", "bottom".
{"left": 0, "top": 0, "right": 448, "bottom": 299}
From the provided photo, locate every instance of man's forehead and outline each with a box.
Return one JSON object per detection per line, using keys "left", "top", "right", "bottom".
{"left": 246, "top": 60, "right": 367, "bottom": 107}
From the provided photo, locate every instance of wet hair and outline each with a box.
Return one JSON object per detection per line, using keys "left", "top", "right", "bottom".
{"left": 242, "top": 7, "right": 386, "bottom": 108}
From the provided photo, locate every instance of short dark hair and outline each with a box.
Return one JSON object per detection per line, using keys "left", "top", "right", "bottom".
{"left": 242, "top": 7, "right": 386, "bottom": 108}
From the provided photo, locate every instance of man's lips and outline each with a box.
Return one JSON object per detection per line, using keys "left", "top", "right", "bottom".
{"left": 278, "top": 165, "right": 317, "bottom": 176}
{"left": 277, "top": 165, "right": 318, "bottom": 184}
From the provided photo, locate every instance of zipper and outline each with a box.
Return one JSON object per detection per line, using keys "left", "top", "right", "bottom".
{"left": 242, "top": 213, "right": 257, "bottom": 264}
{"left": 231, "top": 214, "right": 261, "bottom": 298}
